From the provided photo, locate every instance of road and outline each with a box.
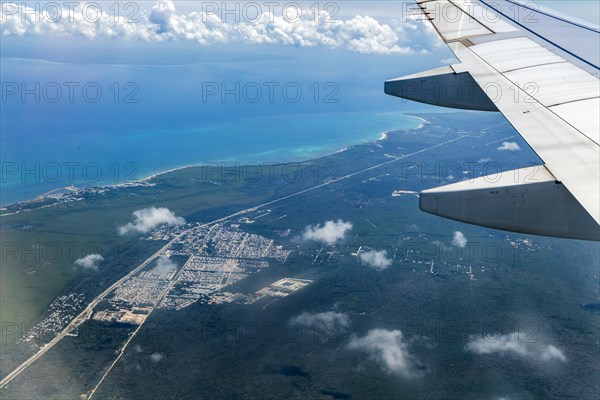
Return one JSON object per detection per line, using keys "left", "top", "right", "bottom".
{"left": 0, "top": 133, "right": 471, "bottom": 389}
{"left": 0, "top": 238, "right": 172, "bottom": 388}
{"left": 86, "top": 224, "right": 220, "bottom": 399}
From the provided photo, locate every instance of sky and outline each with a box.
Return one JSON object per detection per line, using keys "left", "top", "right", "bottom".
{"left": 0, "top": 1, "right": 448, "bottom": 145}
{"left": 2, "top": 0, "right": 597, "bottom": 127}
{"left": 1, "top": 0, "right": 598, "bottom": 202}
{"left": 2, "top": 0, "right": 597, "bottom": 140}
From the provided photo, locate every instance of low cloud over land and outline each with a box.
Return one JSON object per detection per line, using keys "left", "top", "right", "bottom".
{"left": 118, "top": 207, "right": 185, "bottom": 235}
{"left": 74, "top": 254, "right": 104, "bottom": 271}
{"left": 451, "top": 231, "right": 467, "bottom": 248}
{"left": 347, "top": 329, "right": 421, "bottom": 378}
{"left": 290, "top": 311, "right": 350, "bottom": 334}
{"left": 466, "top": 332, "right": 566, "bottom": 363}
{"left": 497, "top": 141, "right": 521, "bottom": 151}
{"left": 149, "top": 255, "right": 177, "bottom": 275}
{"left": 358, "top": 249, "right": 392, "bottom": 270}
{"left": 302, "top": 220, "right": 352, "bottom": 244}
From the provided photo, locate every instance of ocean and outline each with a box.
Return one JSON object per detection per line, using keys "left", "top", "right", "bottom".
{"left": 0, "top": 111, "right": 421, "bottom": 205}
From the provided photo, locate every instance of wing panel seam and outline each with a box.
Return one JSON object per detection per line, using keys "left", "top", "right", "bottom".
{"left": 547, "top": 96, "right": 600, "bottom": 108}
{"left": 500, "top": 60, "right": 568, "bottom": 74}
{"left": 479, "top": 0, "right": 600, "bottom": 70}
{"left": 458, "top": 43, "right": 599, "bottom": 148}
{"left": 502, "top": 0, "right": 600, "bottom": 34}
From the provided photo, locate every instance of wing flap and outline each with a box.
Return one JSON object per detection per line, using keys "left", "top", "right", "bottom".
{"left": 502, "top": 62, "right": 599, "bottom": 107}
{"left": 420, "top": 165, "right": 600, "bottom": 241}
{"left": 449, "top": 40, "right": 600, "bottom": 224}
{"left": 391, "top": 0, "right": 600, "bottom": 237}
{"left": 468, "top": 37, "right": 565, "bottom": 73}
{"left": 550, "top": 98, "right": 600, "bottom": 145}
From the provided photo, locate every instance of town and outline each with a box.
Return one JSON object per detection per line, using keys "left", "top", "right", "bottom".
{"left": 95, "top": 221, "right": 293, "bottom": 322}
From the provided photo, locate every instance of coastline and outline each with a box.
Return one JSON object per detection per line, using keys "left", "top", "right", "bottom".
{"left": 0, "top": 114, "right": 427, "bottom": 210}
{"left": 411, "top": 115, "right": 429, "bottom": 129}
{"left": 134, "top": 114, "right": 426, "bottom": 184}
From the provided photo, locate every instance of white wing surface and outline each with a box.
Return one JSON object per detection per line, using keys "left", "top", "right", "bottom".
{"left": 386, "top": 0, "right": 600, "bottom": 241}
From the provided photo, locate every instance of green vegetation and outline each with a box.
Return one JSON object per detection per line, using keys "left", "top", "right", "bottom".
{"left": 1, "top": 113, "right": 598, "bottom": 399}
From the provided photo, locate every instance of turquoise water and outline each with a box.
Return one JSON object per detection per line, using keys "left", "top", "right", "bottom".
{"left": 0, "top": 112, "right": 421, "bottom": 204}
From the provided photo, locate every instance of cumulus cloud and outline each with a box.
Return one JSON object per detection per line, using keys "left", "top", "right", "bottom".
{"left": 149, "top": 0, "right": 176, "bottom": 33}
{"left": 347, "top": 329, "right": 420, "bottom": 378}
{"left": 359, "top": 249, "right": 392, "bottom": 270}
{"left": 150, "top": 353, "right": 164, "bottom": 362}
{"left": 302, "top": 219, "right": 352, "bottom": 244}
{"left": 290, "top": 311, "right": 350, "bottom": 334}
{"left": 451, "top": 231, "right": 467, "bottom": 248}
{"left": 497, "top": 141, "right": 521, "bottom": 151}
{"left": 74, "top": 253, "right": 104, "bottom": 271}
{"left": 149, "top": 255, "right": 177, "bottom": 275}
{"left": 466, "top": 332, "right": 566, "bottom": 363}
{"left": 118, "top": 207, "right": 185, "bottom": 235}
{"left": 0, "top": 1, "right": 433, "bottom": 54}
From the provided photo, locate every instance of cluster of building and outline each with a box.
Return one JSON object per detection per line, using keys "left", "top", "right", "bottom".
{"left": 2, "top": 181, "right": 157, "bottom": 217}
{"left": 92, "top": 222, "right": 294, "bottom": 319}
{"left": 111, "top": 277, "right": 172, "bottom": 306}
{"left": 160, "top": 223, "right": 290, "bottom": 310}
{"left": 18, "top": 293, "right": 86, "bottom": 349}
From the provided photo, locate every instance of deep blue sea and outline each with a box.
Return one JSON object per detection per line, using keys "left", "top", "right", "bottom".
{"left": 0, "top": 39, "right": 432, "bottom": 205}
{"left": 0, "top": 111, "right": 421, "bottom": 205}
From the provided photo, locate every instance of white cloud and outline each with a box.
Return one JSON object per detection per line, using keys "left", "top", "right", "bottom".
{"left": 440, "top": 57, "right": 457, "bottom": 65}
{"left": 359, "top": 249, "right": 392, "bottom": 270}
{"left": 405, "top": 12, "right": 442, "bottom": 48}
{"left": 150, "top": 353, "right": 164, "bottom": 362}
{"left": 478, "top": 157, "right": 493, "bottom": 163}
{"left": 149, "top": 255, "right": 177, "bottom": 275}
{"left": 290, "top": 311, "right": 350, "bottom": 334}
{"left": 466, "top": 332, "right": 566, "bottom": 363}
{"left": 149, "top": 0, "right": 176, "bottom": 33}
{"left": 497, "top": 141, "right": 521, "bottom": 151}
{"left": 118, "top": 206, "right": 185, "bottom": 235}
{"left": 0, "top": 1, "right": 433, "bottom": 55}
{"left": 451, "top": 231, "right": 467, "bottom": 248}
{"left": 347, "top": 329, "right": 420, "bottom": 378}
{"left": 74, "top": 253, "right": 104, "bottom": 271}
{"left": 302, "top": 219, "right": 352, "bottom": 244}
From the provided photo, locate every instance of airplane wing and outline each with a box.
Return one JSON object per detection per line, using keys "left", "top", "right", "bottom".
{"left": 385, "top": 0, "right": 600, "bottom": 241}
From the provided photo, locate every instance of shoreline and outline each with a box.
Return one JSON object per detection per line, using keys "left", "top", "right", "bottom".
{"left": 134, "top": 114, "right": 425, "bottom": 184}
{"left": 0, "top": 114, "right": 427, "bottom": 210}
